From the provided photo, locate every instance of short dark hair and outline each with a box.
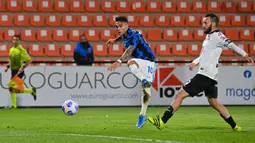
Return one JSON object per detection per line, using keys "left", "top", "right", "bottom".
{"left": 13, "top": 34, "right": 21, "bottom": 40}
{"left": 115, "top": 16, "right": 128, "bottom": 23}
{"left": 205, "top": 13, "right": 219, "bottom": 26}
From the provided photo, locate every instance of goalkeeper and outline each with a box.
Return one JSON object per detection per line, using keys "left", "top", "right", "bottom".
{"left": 4, "top": 34, "right": 37, "bottom": 109}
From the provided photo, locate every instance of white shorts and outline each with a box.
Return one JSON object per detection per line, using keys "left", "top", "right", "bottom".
{"left": 130, "top": 58, "right": 156, "bottom": 83}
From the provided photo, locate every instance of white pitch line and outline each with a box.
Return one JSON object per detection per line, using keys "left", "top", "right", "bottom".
{"left": 66, "top": 133, "right": 184, "bottom": 143}
{"left": 0, "top": 133, "right": 184, "bottom": 143}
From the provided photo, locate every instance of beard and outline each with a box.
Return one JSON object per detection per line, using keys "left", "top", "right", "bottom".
{"left": 13, "top": 43, "right": 19, "bottom": 47}
{"left": 204, "top": 24, "right": 212, "bottom": 34}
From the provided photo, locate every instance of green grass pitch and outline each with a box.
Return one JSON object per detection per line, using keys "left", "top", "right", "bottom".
{"left": 0, "top": 106, "right": 254, "bottom": 143}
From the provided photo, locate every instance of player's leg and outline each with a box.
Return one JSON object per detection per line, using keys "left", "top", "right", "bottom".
{"left": 9, "top": 70, "right": 18, "bottom": 108}
{"left": 138, "top": 60, "right": 155, "bottom": 116}
{"left": 147, "top": 88, "right": 189, "bottom": 130}
{"left": 148, "top": 74, "right": 207, "bottom": 130}
{"left": 206, "top": 86, "right": 242, "bottom": 131}
{"left": 127, "top": 59, "right": 151, "bottom": 87}
{"left": 136, "top": 86, "right": 151, "bottom": 128}
{"left": 21, "top": 87, "right": 37, "bottom": 100}
{"left": 9, "top": 88, "right": 17, "bottom": 109}
{"left": 128, "top": 59, "right": 155, "bottom": 128}
{"left": 17, "top": 71, "right": 37, "bottom": 100}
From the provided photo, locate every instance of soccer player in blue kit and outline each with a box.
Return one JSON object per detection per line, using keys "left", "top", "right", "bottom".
{"left": 106, "top": 16, "right": 156, "bottom": 128}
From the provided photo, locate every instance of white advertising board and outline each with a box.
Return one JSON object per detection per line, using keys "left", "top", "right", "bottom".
{"left": 0, "top": 66, "right": 254, "bottom": 107}
{"left": 218, "top": 67, "right": 255, "bottom": 105}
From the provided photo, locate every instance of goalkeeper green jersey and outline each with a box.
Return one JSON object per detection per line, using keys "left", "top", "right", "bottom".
{"left": 9, "top": 45, "right": 31, "bottom": 70}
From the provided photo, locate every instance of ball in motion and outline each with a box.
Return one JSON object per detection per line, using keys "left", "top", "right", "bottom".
{"left": 62, "top": 99, "right": 79, "bottom": 116}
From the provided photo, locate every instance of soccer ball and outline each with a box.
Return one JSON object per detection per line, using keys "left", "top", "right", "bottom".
{"left": 62, "top": 99, "right": 79, "bottom": 116}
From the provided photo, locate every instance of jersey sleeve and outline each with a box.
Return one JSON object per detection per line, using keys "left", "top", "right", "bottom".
{"left": 217, "top": 32, "right": 247, "bottom": 57}
{"left": 217, "top": 32, "right": 232, "bottom": 47}
{"left": 21, "top": 47, "right": 31, "bottom": 61}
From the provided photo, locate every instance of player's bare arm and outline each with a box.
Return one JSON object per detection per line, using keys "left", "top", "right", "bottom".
{"left": 119, "top": 45, "right": 135, "bottom": 62}
{"left": 189, "top": 63, "right": 197, "bottom": 71}
{"left": 23, "top": 59, "right": 32, "bottom": 68}
{"left": 114, "top": 36, "right": 122, "bottom": 43}
{"left": 4, "top": 61, "right": 10, "bottom": 72}
{"left": 18, "top": 59, "right": 32, "bottom": 75}
{"left": 106, "top": 36, "right": 122, "bottom": 47}
{"left": 243, "top": 55, "right": 254, "bottom": 65}
{"left": 107, "top": 46, "right": 135, "bottom": 71}
{"left": 189, "top": 57, "right": 200, "bottom": 71}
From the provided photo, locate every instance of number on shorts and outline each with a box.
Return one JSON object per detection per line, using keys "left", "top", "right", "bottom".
{"left": 148, "top": 66, "right": 154, "bottom": 74}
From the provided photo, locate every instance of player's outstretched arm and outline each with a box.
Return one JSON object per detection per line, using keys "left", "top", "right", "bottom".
{"left": 107, "top": 46, "right": 135, "bottom": 71}
{"left": 218, "top": 33, "right": 254, "bottom": 65}
{"left": 243, "top": 55, "right": 254, "bottom": 65}
{"left": 106, "top": 36, "right": 122, "bottom": 47}
{"left": 227, "top": 42, "right": 254, "bottom": 65}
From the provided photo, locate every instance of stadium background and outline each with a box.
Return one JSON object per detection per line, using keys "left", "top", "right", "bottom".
{"left": 0, "top": 0, "right": 254, "bottom": 66}
{"left": 0, "top": 1, "right": 255, "bottom": 143}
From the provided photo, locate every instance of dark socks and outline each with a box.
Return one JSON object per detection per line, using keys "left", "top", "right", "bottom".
{"left": 220, "top": 114, "right": 236, "bottom": 128}
{"left": 161, "top": 106, "right": 174, "bottom": 123}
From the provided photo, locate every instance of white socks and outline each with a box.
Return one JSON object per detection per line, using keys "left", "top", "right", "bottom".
{"left": 128, "top": 64, "right": 144, "bottom": 81}
{"left": 140, "top": 87, "right": 151, "bottom": 116}
{"left": 129, "top": 64, "right": 151, "bottom": 116}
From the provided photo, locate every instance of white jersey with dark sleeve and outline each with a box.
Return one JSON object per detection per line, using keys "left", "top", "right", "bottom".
{"left": 192, "top": 30, "right": 248, "bottom": 81}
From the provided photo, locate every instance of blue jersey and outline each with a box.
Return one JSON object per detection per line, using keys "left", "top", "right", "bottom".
{"left": 121, "top": 28, "right": 156, "bottom": 62}
{"left": 74, "top": 42, "right": 93, "bottom": 56}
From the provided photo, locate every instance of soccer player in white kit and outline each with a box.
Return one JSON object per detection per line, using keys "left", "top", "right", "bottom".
{"left": 148, "top": 13, "right": 254, "bottom": 131}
